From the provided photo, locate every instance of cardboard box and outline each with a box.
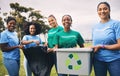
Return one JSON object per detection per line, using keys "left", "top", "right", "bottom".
{"left": 56, "top": 48, "right": 93, "bottom": 76}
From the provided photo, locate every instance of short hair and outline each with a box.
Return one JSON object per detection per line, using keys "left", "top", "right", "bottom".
{"left": 6, "top": 16, "right": 16, "bottom": 24}
{"left": 62, "top": 14, "right": 72, "bottom": 22}
{"left": 24, "top": 22, "right": 41, "bottom": 35}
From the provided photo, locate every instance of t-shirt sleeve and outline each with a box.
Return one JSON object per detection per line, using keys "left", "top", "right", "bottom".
{"left": 52, "top": 33, "right": 59, "bottom": 46}
{"left": 77, "top": 32, "right": 85, "bottom": 46}
{"left": 114, "top": 21, "right": 120, "bottom": 39}
{"left": 59, "top": 26, "right": 63, "bottom": 31}
{"left": 22, "top": 35, "right": 27, "bottom": 41}
{"left": 0, "top": 32, "right": 8, "bottom": 43}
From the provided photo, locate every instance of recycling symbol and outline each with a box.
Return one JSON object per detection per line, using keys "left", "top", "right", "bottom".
{"left": 65, "top": 53, "right": 82, "bottom": 70}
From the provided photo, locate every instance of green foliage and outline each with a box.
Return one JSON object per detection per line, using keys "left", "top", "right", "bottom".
{"left": 0, "top": 17, "right": 5, "bottom": 32}
{"left": 1, "top": 2, "right": 50, "bottom": 38}
{"left": 9, "top": 2, "right": 50, "bottom": 35}
{"left": 10, "top": 3, "right": 30, "bottom": 13}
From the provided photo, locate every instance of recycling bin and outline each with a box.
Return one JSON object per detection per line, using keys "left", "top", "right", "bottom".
{"left": 56, "top": 48, "right": 93, "bottom": 76}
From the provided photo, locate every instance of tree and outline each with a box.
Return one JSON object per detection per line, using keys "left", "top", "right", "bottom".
{"left": 1, "top": 2, "right": 50, "bottom": 39}
{"left": 0, "top": 17, "right": 5, "bottom": 32}
{"left": 28, "top": 10, "right": 50, "bottom": 34}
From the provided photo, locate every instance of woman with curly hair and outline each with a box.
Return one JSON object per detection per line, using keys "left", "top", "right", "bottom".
{"left": 21, "top": 22, "right": 42, "bottom": 76}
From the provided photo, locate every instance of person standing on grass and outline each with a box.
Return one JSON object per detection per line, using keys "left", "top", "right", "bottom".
{"left": 53, "top": 14, "right": 84, "bottom": 76}
{"left": 21, "top": 22, "right": 42, "bottom": 76}
{"left": 46, "top": 14, "right": 63, "bottom": 75}
{"left": 0, "top": 16, "right": 24, "bottom": 76}
{"left": 92, "top": 2, "right": 120, "bottom": 76}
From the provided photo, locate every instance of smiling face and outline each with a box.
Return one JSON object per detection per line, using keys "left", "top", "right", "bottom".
{"left": 48, "top": 16, "right": 57, "bottom": 28}
{"left": 97, "top": 3, "right": 110, "bottom": 20}
{"left": 62, "top": 15, "right": 72, "bottom": 30}
{"left": 7, "top": 20, "right": 16, "bottom": 32}
{"left": 29, "top": 25, "right": 36, "bottom": 35}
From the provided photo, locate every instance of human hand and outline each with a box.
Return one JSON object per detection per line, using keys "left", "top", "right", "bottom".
{"left": 92, "top": 45, "right": 103, "bottom": 53}
{"left": 33, "top": 40, "right": 40, "bottom": 45}
{"left": 18, "top": 45, "right": 24, "bottom": 49}
{"left": 44, "top": 42, "right": 48, "bottom": 46}
{"left": 47, "top": 48, "right": 54, "bottom": 53}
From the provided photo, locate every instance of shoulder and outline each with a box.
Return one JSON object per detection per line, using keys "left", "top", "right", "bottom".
{"left": 23, "top": 35, "right": 30, "bottom": 39}
{"left": 71, "top": 30, "right": 80, "bottom": 34}
{"left": 109, "top": 19, "right": 120, "bottom": 28}
{"left": 36, "top": 35, "right": 41, "bottom": 38}
{"left": 111, "top": 19, "right": 120, "bottom": 25}
{"left": 23, "top": 35, "right": 29, "bottom": 37}
{"left": 58, "top": 25, "right": 63, "bottom": 29}
{"left": 110, "top": 19, "right": 119, "bottom": 22}
{"left": 56, "top": 30, "right": 64, "bottom": 35}
{"left": 1, "top": 30, "right": 8, "bottom": 36}
{"left": 48, "top": 27, "right": 54, "bottom": 32}
{"left": 56, "top": 25, "right": 63, "bottom": 30}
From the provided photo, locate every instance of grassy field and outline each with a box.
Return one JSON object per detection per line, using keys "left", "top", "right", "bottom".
{"left": 0, "top": 50, "right": 58, "bottom": 76}
{"left": 0, "top": 43, "right": 95, "bottom": 76}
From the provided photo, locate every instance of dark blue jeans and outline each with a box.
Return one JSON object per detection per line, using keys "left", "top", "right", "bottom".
{"left": 93, "top": 58, "right": 120, "bottom": 76}
{"left": 3, "top": 58, "right": 20, "bottom": 76}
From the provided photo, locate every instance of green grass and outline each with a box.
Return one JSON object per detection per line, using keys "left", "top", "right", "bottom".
{"left": 0, "top": 50, "right": 57, "bottom": 76}
{"left": 0, "top": 43, "right": 108, "bottom": 76}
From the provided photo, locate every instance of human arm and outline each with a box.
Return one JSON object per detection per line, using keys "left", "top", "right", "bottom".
{"left": 0, "top": 43, "right": 24, "bottom": 52}
{"left": 21, "top": 40, "right": 33, "bottom": 45}
{"left": 79, "top": 44, "right": 84, "bottom": 48}
{"left": 47, "top": 45, "right": 58, "bottom": 53}
{"left": 92, "top": 21, "right": 120, "bottom": 52}
{"left": 0, "top": 31, "right": 24, "bottom": 52}
{"left": 47, "top": 33, "right": 59, "bottom": 53}
{"left": 104, "top": 39, "right": 120, "bottom": 50}
{"left": 21, "top": 35, "right": 40, "bottom": 46}
{"left": 92, "top": 39, "right": 120, "bottom": 53}
{"left": 77, "top": 32, "right": 85, "bottom": 48}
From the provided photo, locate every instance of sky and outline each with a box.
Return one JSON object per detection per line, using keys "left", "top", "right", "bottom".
{"left": 0, "top": 0, "right": 120, "bottom": 39}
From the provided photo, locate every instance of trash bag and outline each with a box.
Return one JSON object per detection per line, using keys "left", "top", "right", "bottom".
{"left": 22, "top": 46, "right": 49, "bottom": 76}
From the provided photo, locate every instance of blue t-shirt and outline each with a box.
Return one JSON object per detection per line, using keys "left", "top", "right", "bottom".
{"left": 92, "top": 19, "right": 120, "bottom": 62}
{"left": 0, "top": 29, "right": 20, "bottom": 60}
{"left": 22, "top": 35, "right": 42, "bottom": 49}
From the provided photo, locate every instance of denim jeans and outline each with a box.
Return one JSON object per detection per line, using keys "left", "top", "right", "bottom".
{"left": 93, "top": 58, "right": 120, "bottom": 76}
{"left": 24, "top": 56, "right": 32, "bottom": 76}
{"left": 3, "top": 58, "right": 20, "bottom": 76}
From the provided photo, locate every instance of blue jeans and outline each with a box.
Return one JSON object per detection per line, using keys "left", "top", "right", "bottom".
{"left": 93, "top": 58, "right": 120, "bottom": 76}
{"left": 3, "top": 58, "right": 20, "bottom": 76}
{"left": 24, "top": 56, "right": 32, "bottom": 76}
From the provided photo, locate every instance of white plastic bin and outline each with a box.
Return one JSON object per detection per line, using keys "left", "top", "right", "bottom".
{"left": 56, "top": 48, "right": 93, "bottom": 76}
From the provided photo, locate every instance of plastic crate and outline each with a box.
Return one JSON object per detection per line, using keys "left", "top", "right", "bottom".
{"left": 56, "top": 48, "right": 93, "bottom": 76}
